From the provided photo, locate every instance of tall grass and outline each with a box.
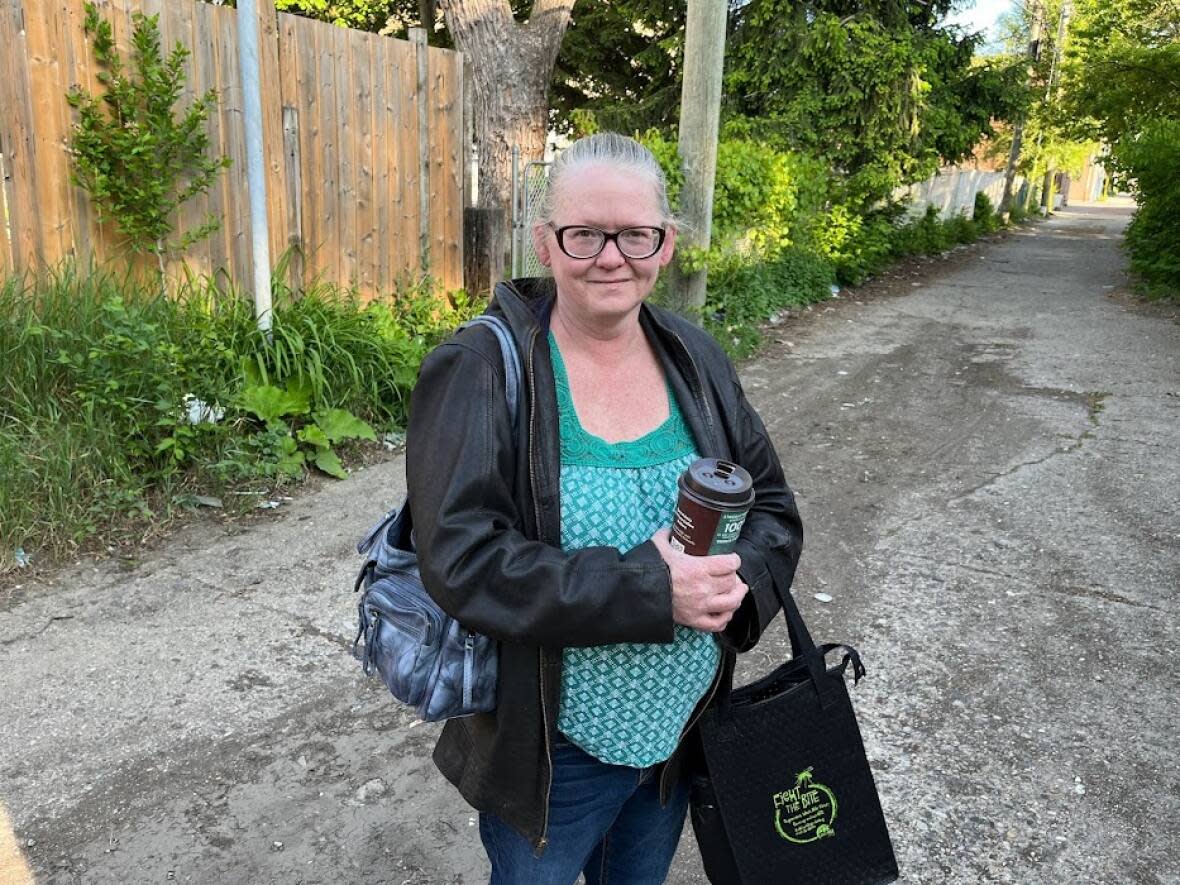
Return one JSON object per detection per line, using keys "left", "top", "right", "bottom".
{"left": 0, "top": 264, "right": 476, "bottom": 571}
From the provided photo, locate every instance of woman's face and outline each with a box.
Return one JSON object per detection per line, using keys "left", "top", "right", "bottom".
{"left": 533, "top": 164, "right": 676, "bottom": 326}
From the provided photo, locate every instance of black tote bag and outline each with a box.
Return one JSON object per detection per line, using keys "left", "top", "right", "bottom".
{"left": 691, "top": 581, "right": 898, "bottom": 885}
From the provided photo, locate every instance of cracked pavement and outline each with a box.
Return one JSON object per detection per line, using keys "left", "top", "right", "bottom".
{"left": 1, "top": 199, "right": 1177, "bottom": 883}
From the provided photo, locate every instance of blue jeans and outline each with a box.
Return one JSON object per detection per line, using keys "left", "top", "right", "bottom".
{"left": 478, "top": 738, "right": 690, "bottom": 885}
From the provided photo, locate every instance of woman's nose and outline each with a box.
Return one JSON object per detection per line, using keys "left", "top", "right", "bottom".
{"left": 595, "top": 238, "right": 626, "bottom": 267}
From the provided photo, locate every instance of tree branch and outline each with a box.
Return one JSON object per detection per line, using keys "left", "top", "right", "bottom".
{"left": 529, "top": 0, "right": 576, "bottom": 42}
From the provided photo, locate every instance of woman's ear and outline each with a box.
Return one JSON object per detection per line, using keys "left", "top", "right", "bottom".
{"left": 532, "top": 223, "right": 552, "bottom": 267}
{"left": 657, "top": 226, "right": 677, "bottom": 268}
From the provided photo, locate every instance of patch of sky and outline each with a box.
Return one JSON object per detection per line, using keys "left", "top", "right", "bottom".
{"left": 942, "top": 0, "right": 1014, "bottom": 52}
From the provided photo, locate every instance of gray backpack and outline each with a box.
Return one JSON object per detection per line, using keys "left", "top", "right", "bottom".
{"left": 352, "top": 315, "right": 521, "bottom": 721}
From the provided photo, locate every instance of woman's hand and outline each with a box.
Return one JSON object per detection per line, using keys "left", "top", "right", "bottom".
{"left": 651, "top": 528, "right": 748, "bottom": 633}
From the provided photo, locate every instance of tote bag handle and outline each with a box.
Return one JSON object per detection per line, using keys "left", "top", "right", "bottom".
{"left": 716, "top": 573, "right": 862, "bottom": 719}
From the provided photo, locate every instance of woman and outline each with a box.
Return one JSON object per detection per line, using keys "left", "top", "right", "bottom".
{"left": 405, "top": 133, "right": 803, "bottom": 884}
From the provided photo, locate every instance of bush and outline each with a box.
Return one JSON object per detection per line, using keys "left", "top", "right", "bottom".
{"left": 0, "top": 265, "right": 476, "bottom": 569}
{"left": 637, "top": 132, "right": 1013, "bottom": 348}
{"left": 813, "top": 204, "right": 897, "bottom": 286}
{"left": 640, "top": 131, "right": 807, "bottom": 260}
{"left": 823, "top": 200, "right": 995, "bottom": 285}
{"left": 973, "top": 191, "right": 1002, "bottom": 233}
{"left": 702, "top": 247, "right": 835, "bottom": 357}
{"left": 945, "top": 212, "right": 979, "bottom": 245}
{"left": 66, "top": 3, "right": 229, "bottom": 269}
{"left": 1113, "top": 118, "right": 1180, "bottom": 295}
{"left": 641, "top": 131, "right": 837, "bottom": 351}
{"left": 891, "top": 206, "right": 951, "bottom": 256}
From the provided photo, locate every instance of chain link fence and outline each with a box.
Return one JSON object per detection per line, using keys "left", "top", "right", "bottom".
{"left": 510, "top": 148, "right": 553, "bottom": 279}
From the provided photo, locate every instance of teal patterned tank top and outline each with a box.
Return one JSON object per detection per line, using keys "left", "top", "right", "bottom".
{"left": 551, "top": 334, "right": 721, "bottom": 768}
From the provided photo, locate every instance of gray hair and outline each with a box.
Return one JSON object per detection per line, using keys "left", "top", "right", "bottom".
{"left": 536, "top": 132, "right": 677, "bottom": 227}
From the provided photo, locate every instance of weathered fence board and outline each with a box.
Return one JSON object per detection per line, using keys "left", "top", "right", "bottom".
{"left": 0, "top": 0, "right": 464, "bottom": 294}
{"left": 4, "top": 0, "right": 41, "bottom": 271}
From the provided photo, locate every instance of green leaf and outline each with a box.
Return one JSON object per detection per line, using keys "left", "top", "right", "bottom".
{"left": 275, "top": 432, "right": 298, "bottom": 456}
{"left": 312, "top": 407, "right": 376, "bottom": 443}
{"left": 284, "top": 375, "right": 314, "bottom": 410}
{"left": 312, "top": 447, "right": 347, "bottom": 479}
{"left": 239, "top": 383, "right": 309, "bottom": 422}
{"left": 297, "top": 423, "right": 330, "bottom": 449}
{"left": 239, "top": 354, "right": 264, "bottom": 388}
{"left": 276, "top": 449, "right": 306, "bottom": 478}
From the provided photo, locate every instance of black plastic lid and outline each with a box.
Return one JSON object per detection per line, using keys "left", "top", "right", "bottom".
{"left": 681, "top": 458, "right": 755, "bottom": 507}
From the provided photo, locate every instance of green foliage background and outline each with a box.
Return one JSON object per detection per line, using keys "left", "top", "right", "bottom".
{"left": 638, "top": 132, "right": 1006, "bottom": 355}
{"left": 254, "top": 0, "right": 1179, "bottom": 295}
{"left": 1060, "top": 0, "right": 1180, "bottom": 293}
{"left": 725, "top": 0, "right": 1021, "bottom": 207}
{"left": 1108, "top": 119, "right": 1180, "bottom": 294}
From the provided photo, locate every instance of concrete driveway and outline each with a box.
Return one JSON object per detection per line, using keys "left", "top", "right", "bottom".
{"left": 2, "top": 199, "right": 1177, "bottom": 884}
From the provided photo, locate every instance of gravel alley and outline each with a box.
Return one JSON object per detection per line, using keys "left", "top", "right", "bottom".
{"left": 2, "top": 198, "right": 1177, "bottom": 884}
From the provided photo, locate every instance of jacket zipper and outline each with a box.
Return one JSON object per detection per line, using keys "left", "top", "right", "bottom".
{"left": 525, "top": 323, "right": 553, "bottom": 857}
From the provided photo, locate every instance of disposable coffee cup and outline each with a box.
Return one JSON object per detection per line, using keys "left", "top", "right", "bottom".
{"left": 670, "top": 458, "right": 755, "bottom": 556}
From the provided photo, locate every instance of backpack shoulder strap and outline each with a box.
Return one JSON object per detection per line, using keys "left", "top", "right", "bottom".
{"left": 459, "top": 314, "right": 523, "bottom": 441}
{"left": 358, "top": 314, "right": 522, "bottom": 559}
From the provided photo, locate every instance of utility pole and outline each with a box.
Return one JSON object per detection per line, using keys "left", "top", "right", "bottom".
{"left": 999, "top": 1, "right": 1042, "bottom": 219}
{"left": 669, "top": 0, "right": 727, "bottom": 319}
{"left": 237, "top": 0, "right": 273, "bottom": 334}
{"left": 1039, "top": 0, "right": 1071, "bottom": 213}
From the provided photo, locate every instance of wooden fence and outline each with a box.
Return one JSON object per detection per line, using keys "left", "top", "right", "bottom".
{"left": 0, "top": 0, "right": 464, "bottom": 293}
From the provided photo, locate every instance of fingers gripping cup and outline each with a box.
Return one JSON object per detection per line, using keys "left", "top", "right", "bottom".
{"left": 671, "top": 459, "right": 755, "bottom": 556}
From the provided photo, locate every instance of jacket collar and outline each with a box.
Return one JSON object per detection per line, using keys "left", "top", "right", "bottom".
{"left": 491, "top": 278, "right": 555, "bottom": 338}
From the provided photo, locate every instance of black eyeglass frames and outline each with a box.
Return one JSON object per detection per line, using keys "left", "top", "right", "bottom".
{"left": 549, "top": 224, "right": 667, "bottom": 260}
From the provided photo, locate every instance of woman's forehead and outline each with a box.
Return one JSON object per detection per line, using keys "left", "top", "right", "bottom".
{"left": 550, "top": 165, "right": 662, "bottom": 220}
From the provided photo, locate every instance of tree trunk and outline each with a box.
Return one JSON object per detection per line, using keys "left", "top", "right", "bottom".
{"left": 999, "top": 1, "right": 1042, "bottom": 219}
{"left": 1041, "top": 166, "right": 1056, "bottom": 212}
{"left": 418, "top": 0, "right": 437, "bottom": 38}
{"left": 998, "top": 123, "right": 1026, "bottom": 218}
{"left": 439, "top": 0, "right": 574, "bottom": 280}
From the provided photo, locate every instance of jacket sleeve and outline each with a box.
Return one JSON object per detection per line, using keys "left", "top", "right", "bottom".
{"left": 718, "top": 360, "right": 804, "bottom": 653}
{"left": 404, "top": 337, "right": 677, "bottom": 649}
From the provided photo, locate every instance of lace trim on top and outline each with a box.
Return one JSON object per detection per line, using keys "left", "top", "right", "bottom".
{"left": 549, "top": 333, "right": 696, "bottom": 468}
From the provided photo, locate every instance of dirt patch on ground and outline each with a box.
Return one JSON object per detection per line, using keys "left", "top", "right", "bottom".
{"left": 0, "top": 443, "right": 402, "bottom": 604}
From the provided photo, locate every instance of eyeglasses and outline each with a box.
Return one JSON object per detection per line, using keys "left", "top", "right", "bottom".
{"left": 549, "top": 224, "right": 667, "bottom": 260}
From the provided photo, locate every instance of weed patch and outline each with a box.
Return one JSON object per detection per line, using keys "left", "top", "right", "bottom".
{"left": 0, "top": 265, "right": 476, "bottom": 571}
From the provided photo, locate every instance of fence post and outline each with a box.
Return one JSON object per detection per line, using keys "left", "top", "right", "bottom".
{"left": 462, "top": 52, "right": 475, "bottom": 209}
{"left": 1, "top": 11, "right": 38, "bottom": 275}
{"left": 510, "top": 145, "right": 521, "bottom": 278}
{"left": 411, "top": 27, "right": 431, "bottom": 276}
{"left": 0, "top": 152, "right": 12, "bottom": 275}
{"left": 464, "top": 207, "right": 502, "bottom": 298}
{"left": 281, "top": 106, "right": 304, "bottom": 292}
